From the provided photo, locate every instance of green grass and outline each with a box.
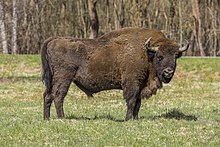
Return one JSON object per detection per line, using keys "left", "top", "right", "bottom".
{"left": 0, "top": 55, "right": 220, "bottom": 146}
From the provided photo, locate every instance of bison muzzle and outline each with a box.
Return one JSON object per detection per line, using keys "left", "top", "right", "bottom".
{"left": 41, "top": 27, "right": 189, "bottom": 121}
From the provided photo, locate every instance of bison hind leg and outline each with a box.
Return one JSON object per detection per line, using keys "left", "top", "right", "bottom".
{"left": 43, "top": 90, "right": 53, "bottom": 120}
{"left": 47, "top": 69, "right": 75, "bottom": 119}
{"left": 53, "top": 78, "right": 73, "bottom": 119}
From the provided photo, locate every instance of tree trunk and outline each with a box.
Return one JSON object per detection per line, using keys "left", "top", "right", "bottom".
{"left": 88, "top": 0, "right": 99, "bottom": 38}
{"left": 105, "top": 0, "right": 111, "bottom": 32}
{"left": 113, "top": 0, "right": 125, "bottom": 29}
{"left": 21, "top": 0, "right": 27, "bottom": 54}
{"left": 191, "top": 0, "right": 206, "bottom": 56}
{"left": 78, "top": 0, "right": 88, "bottom": 38}
{"left": 211, "top": 0, "right": 217, "bottom": 56}
{"left": 0, "top": 1, "right": 8, "bottom": 54}
{"left": 178, "top": 0, "right": 183, "bottom": 48}
{"left": 168, "top": 0, "right": 176, "bottom": 39}
{"left": 11, "top": 0, "right": 17, "bottom": 54}
{"left": 113, "top": 0, "right": 119, "bottom": 29}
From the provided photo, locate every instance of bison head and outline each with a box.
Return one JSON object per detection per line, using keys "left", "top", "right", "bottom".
{"left": 145, "top": 38, "right": 189, "bottom": 83}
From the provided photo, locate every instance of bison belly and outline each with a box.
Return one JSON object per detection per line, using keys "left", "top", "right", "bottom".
{"left": 74, "top": 64, "right": 122, "bottom": 95}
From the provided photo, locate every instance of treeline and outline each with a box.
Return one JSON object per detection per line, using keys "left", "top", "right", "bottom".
{"left": 0, "top": 0, "right": 219, "bottom": 56}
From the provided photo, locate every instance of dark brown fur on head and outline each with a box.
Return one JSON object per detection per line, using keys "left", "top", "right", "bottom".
{"left": 147, "top": 38, "right": 185, "bottom": 83}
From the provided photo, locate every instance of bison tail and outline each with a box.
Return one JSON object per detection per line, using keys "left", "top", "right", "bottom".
{"left": 41, "top": 37, "right": 55, "bottom": 94}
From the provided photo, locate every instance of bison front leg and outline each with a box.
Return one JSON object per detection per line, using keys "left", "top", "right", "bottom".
{"left": 133, "top": 98, "right": 141, "bottom": 120}
{"left": 123, "top": 82, "right": 140, "bottom": 121}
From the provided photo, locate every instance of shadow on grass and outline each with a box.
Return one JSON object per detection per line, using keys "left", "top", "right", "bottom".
{"left": 66, "top": 114, "right": 125, "bottom": 122}
{"left": 66, "top": 108, "right": 197, "bottom": 122}
{"left": 152, "top": 108, "right": 198, "bottom": 121}
{"left": 0, "top": 75, "right": 40, "bottom": 82}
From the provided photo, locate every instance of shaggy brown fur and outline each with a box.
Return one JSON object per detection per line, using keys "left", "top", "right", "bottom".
{"left": 41, "top": 27, "right": 188, "bottom": 120}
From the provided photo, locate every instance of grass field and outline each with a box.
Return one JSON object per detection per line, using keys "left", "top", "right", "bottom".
{"left": 0, "top": 55, "right": 220, "bottom": 146}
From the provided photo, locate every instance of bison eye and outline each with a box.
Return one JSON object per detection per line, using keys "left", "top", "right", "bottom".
{"left": 157, "top": 55, "right": 164, "bottom": 61}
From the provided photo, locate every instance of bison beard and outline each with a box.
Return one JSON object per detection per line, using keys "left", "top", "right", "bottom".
{"left": 41, "top": 27, "right": 189, "bottom": 121}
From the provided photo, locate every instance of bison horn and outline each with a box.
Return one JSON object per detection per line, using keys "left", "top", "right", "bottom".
{"left": 179, "top": 40, "right": 189, "bottom": 52}
{"left": 145, "top": 37, "right": 159, "bottom": 52}
{"left": 144, "top": 37, "right": 151, "bottom": 50}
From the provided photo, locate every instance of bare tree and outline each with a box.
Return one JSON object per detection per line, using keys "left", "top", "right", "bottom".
{"left": 178, "top": 0, "right": 183, "bottom": 47}
{"left": 113, "top": 0, "right": 125, "bottom": 29}
{"left": 192, "top": 0, "right": 206, "bottom": 56}
{"left": 0, "top": 1, "right": 8, "bottom": 54}
{"left": 88, "top": 0, "right": 99, "bottom": 38}
{"left": 168, "top": 0, "right": 177, "bottom": 39}
{"left": 105, "top": 0, "right": 111, "bottom": 32}
{"left": 210, "top": 0, "right": 218, "bottom": 56}
{"left": 0, "top": 0, "right": 219, "bottom": 55}
{"left": 11, "top": 0, "right": 18, "bottom": 54}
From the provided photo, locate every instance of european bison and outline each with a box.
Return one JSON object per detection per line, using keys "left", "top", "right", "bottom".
{"left": 41, "top": 27, "right": 189, "bottom": 120}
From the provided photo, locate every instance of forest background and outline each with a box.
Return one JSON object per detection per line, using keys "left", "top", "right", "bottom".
{"left": 0, "top": 0, "right": 219, "bottom": 56}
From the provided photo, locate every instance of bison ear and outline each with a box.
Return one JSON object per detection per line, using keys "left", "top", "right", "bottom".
{"left": 147, "top": 50, "right": 156, "bottom": 59}
{"left": 145, "top": 38, "right": 156, "bottom": 60}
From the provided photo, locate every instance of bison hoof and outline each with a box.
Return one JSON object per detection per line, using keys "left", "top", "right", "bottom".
{"left": 134, "top": 116, "right": 139, "bottom": 120}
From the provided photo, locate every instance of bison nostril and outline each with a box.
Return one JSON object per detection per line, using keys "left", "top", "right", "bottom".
{"left": 163, "top": 68, "right": 174, "bottom": 77}
{"left": 165, "top": 68, "right": 174, "bottom": 74}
